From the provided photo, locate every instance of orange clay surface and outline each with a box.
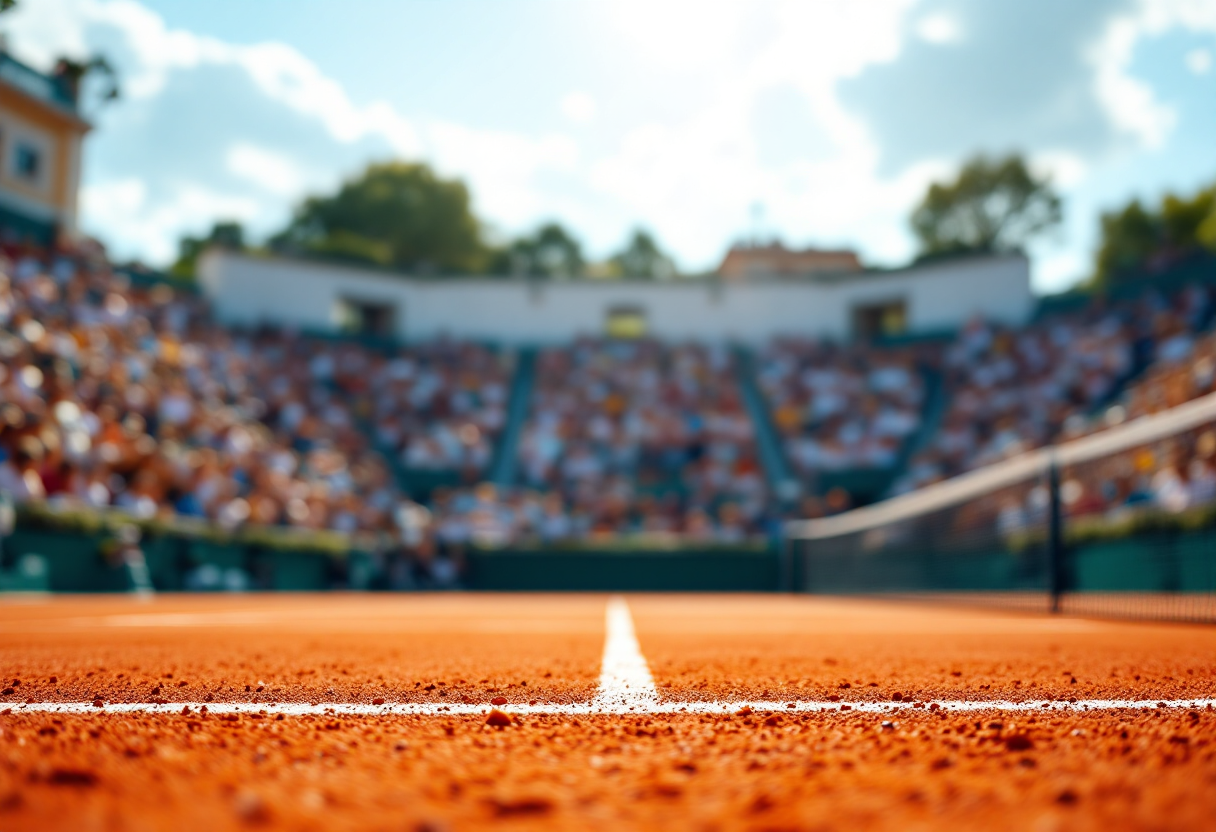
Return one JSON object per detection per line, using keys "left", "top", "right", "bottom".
{"left": 0, "top": 593, "right": 1213, "bottom": 831}
{"left": 629, "top": 596, "right": 1216, "bottom": 703}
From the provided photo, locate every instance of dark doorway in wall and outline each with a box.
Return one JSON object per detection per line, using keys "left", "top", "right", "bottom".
{"left": 336, "top": 297, "right": 397, "bottom": 338}
{"left": 852, "top": 299, "right": 906, "bottom": 341}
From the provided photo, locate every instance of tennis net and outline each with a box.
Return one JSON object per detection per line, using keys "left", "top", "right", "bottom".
{"left": 783, "top": 391, "right": 1216, "bottom": 623}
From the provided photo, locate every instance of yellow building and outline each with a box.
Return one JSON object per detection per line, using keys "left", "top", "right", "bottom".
{"left": 0, "top": 50, "right": 91, "bottom": 245}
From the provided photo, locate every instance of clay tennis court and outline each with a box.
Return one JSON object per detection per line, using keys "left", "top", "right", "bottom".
{"left": 1, "top": 594, "right": 1214, "bottom": 831}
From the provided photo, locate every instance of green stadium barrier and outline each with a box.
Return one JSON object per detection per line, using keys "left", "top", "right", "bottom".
{"left": 1071, "top": 531, "right": 1216, "bottom": 593}
{"left": 139, "top": 536, "right": 186, "bottom": 592}
{"left": 816, "top": 470, "right": 897, "bottom": 505}
{"left": 799, "top": 529, "right": 1214, "bottom": 597}
{"left": 466, "top": 546, "right": 778, "bottom": 592}
{"left": 346, "top": 550, "right": 379, "bottom": 591}
{"left": 258, "top": 549, "right": 333, "bottom": 591}
{"left": 0, "top": 554, "right": 50, "bottom": 593}
{"left": 799, "top": 545, "right": 1040, "bottom": 594}
{"left": 2, "top": 530, "right": 127, "bottom": 592}
{"left": 1, "top": 527, "right": 344, "bottom": 592}
{"left": 5, "top": 522, "right": 775, "bottom": 594}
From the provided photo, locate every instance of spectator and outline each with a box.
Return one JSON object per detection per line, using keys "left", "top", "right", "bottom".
{"left": 756, "top": 338, "right": 925, "bottom": 477}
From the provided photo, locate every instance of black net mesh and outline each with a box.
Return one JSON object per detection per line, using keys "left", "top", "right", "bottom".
{"left": 788, "top": 396, "right": 1216, "bottom": 623}
{"left": 1054, "top": 417, "right": 1216, "bottom": 622}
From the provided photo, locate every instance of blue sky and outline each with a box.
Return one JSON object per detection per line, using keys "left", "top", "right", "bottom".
{"left": 5, "top": 0, "right": 1216, "bottom": 291}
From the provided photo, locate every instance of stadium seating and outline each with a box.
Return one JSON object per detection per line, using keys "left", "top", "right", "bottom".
{"left": 1114, "top": 328, "right": 1216, "bottom": 424}
{"left": 509, "top": 338, "right": 769, "bottom": 540}
{"left": 361, "top": 339, "right": 511, "bottom": 477}
{"left": 754, "top": 338, "right": 932, "bottom": 506}
{"left": 892, "top": 284, "right": 1215, "bottom": 495}
{"left": 0, "top": 247, "right": 406, "bottom": 535}
{"left": 2, "top": 242, "right": 1215, "bottom": 551}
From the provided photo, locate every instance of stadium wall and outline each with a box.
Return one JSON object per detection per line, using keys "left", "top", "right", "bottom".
{"left": 198, "top": 250, "right": 1032, "bottom": 343}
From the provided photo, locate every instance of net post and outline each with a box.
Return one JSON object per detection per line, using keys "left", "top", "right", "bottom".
{"left": 1047, "top": 453, "right": 1064, "bottom": 615}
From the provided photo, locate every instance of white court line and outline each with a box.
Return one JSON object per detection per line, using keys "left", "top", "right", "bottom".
{"left": 4, "top": 597, "right": 1213, "bottom": 717}
{"left": 591, "top": 596, "right": 659, "bottom": 711}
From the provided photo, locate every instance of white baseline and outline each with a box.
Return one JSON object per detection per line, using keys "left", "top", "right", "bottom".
{"left": 5, "top": 598, "right": 1213, "bottom": 717}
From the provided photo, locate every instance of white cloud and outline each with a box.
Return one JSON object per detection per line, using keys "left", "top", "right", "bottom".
{"left": 1034, "top": 247, "right": 1089, "bottom": 292}
{"left": 1089, "top": 18, "right": 1177, "bottom": 149}
{"left": 5, "top": 0, "right": 1216, "bottom": 287}
{"left": 225, "top": 144, "right": 307, "bottom": 197}
{"left": 605, "top": 0, "right": 749, "bottom": 69}
{"left": 1088, "top": 0, "right": 1216, "bottom": 150}
{"left": 82, "top": 179, "right": 260, "bottom": 262}
{"left": 0, "top": 0, "right": 958, "bottom": 270}
{"left": 587, "top": 0, "right": 926, "bottom": 266}
{"left": 3, "top": 0, "right": 581, "bottom": 260}
{"left": 915, "top": 13, "right": 962, "bottom": 45}
{"left": 560, "top": 92, "right": 597, "bottom": 124}
{"left": 1187, "top": 47, "right": 1213, "bottom": 73}
{"left": 6, "top": 0, "right": 430, "bottom": 155}
{"left": 0, "top": 0, "right": 91, "bottom": 67}
{"left": 81, "top": 177, "right": 146, "bottom": 218}
{"left": 427, "top": 122, "right": 580, "bottom": 221}
{"left": 1030, "top": 150, "right": 1090, "bottom": 189}
{"left": 89, "top": 0, "right": 423, "bottom": 154}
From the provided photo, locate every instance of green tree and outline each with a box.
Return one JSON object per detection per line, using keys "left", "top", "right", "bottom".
{"left": 1200, "top": 200, "right": 1216, "bottom": 251}
{"left": 911, "top": 154, "right": 1062, "bottom": 259}
{"left": 1092, "top": 183, "right": 1216, "bottom": 286}
{"left": 607, "top": 229, "right": 676, "bottom": 279}
{"left": 491, "top": 222, "right": 585, "bottom": 278}
{"left": 270, "top": 162, "right": 488, "bottom": 273}
{"left": 52, "top": 56, "right": 120, "bottom": 108}
{"left": 170, "top": 221, "right": 246, "bottom": 279}
{"left": 1162, "top": 186, "right": 1216, "bottom": 250}
{"left": 2, "top": 3, "right": 119, "bottom": 106}
{"left": 1092, "top": 200, "right": 1161, "bottom": 286}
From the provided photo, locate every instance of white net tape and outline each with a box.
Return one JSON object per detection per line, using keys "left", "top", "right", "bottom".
{"left": 786, "top": 390, "right": 1216, "bottom": 541}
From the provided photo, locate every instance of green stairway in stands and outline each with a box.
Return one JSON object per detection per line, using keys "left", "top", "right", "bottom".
{"left": 732, "top": 345, "right": 796, "bottom": 502}
{"left": 490, "top": 347, "right": 537, "bottom": 486}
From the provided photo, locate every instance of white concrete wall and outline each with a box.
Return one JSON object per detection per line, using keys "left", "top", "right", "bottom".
{"left": 198, "top": 250, "right": 1034, "bottom": 344}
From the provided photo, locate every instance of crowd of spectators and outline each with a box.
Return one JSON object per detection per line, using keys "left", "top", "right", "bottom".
{"left": 510, "top": 338, "right": 771, "bottom": 539}
{"left": 0, "top": 245, "right": 410, "bottom": 535}
{"left": 361, "top": 339, "right": 511, "bottom": 475}
{"left": 756, "top": 339, "right": 926, "bottom": 477}
{"left": 1112, "top": 328, "right": 1216, "bottom": 425}
{"left": 1063, "top": 430, "right": 1216, "bottom": 520}
{"left": 984, "top": 425, "right": 1216, "bottom": 544}
{"left": 892, "top": 285, "right": 1216, "bottom": 549}
{"left": 0, "top": 246, "right": 775, "bottom": 546}
{"left": 893, "top": 285, "right": 1215, "bottom": 496}
{"left": 1053, "top": 313, "right": 1216, "bottom": 524}
{"left": 3, "top": 238, "right": 1216, "bottom": 553}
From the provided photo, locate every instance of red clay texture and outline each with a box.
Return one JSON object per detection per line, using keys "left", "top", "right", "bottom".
{"left": 1, "top": 593, "right": 1215, "bottom": 831}
{"left": 1, "top": 708, "right": 1214, "bottom": 831}
{"left": 630, "top": 596, "right": 1216, "bottom": 703}
{"left": 0, "top": 595, "right": 603, "bottom": 706}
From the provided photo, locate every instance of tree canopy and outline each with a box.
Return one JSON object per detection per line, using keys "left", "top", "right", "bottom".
{"left": 491, "top": 222, "right": 585, "bottom": 279}
{"left": 1092, "top": 183, "right": 1216, "bottom": 287}
{"left": 269, "top": 162, "right": 488, "bottom": 274}
{"left": 52, "top": 55, "right": 120, "bottom": 108}
{"left": 170, "top": 220, "right": 246, "bottom": 279}
{"left": 607, "top": 229, "right": 676, "bottom": 279}
{"left": 910, "top": 154, "right": 1062, "bottom": 259}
